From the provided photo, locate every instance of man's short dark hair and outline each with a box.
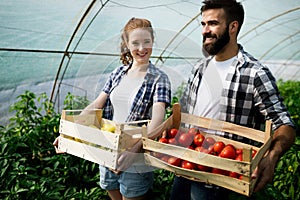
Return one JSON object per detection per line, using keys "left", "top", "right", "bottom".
{"left": 201, "top": 0, "right": 244, "bottom": 35}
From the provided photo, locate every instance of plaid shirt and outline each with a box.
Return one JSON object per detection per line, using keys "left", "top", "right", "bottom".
{"left": 102, "top": 62, "right": 171, "bottom": 122}
{"left": 180, "top": 45, "right": 294, "bottom": 141}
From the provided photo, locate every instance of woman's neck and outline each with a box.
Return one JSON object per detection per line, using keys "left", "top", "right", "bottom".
{"left": 127, "top": 63, "right": 148, "bottom": 78}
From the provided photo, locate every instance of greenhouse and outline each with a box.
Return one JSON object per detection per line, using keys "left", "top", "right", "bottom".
{"left": 1, "top": 0, "right": 299, "bottom": 199}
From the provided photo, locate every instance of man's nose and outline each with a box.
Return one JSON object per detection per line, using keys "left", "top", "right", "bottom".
{"left": 202, "top": 25, "right": 210, "bottom": 35}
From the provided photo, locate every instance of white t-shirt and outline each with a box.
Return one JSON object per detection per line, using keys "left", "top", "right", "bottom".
{"left": 193, "top": 56, "right": 235, "bottom": 119}
{"left": 110, "top": 74, "right": 144, "bottom": 123}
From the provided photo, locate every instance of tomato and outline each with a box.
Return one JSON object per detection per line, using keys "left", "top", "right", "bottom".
{"left": 207, "top": 145, "right": 215, "bottom": 154}
{"left": 188, "top": 145, "right": 195, "bottom": 150}
{"left": 211, "top": 168, "right": 229, "bottom": 176}
{"left": 178, "top": 133, "right": 193, "bottom": 147}
{"left": 187, "top": 127, "right": 199, "bottom": 137}
{"left": 229, "top": 171, "right": 239, "bottom": 178}
{"left": 158, "top": 138, "right": 168, "bottom": 144}
{"left": 160, "top": 155, "right": 170, "bottom": 162}
{"left": 252, "top": 149, "right": 257, "bottom": 158}
{"left": 213, "top": 141, "right": 225, "bottom": 154}
{"left": 167, "top": 157, "right": 181, "bottom": 166}
{"left": 194, "top": 146, "right": 202, "bottom": 152}
{"left": 152, "top": 151, "right": 164, "bottom": 158}
{"left": 168, "top": 138, "right": 178, "bottom": 145}
{"left": 181, "top": 160, "right": 196, "bottom": 170}
{"left": 219, "top": 145, "right": 236, "bottom": 159}
{"left": 197, "top": 164, "right": 211, "bottom": 172}
{"left": 235, "top": 154, "right": 243, "bottom": 161}
{"left": 202, "top": 137, "right": 216, "bottom": 149}
{"left": 168, "top": 128, "right": 178, "bottom": 138}
{"left": 193, "top": 133, "right": 205, "bottom": 147}
{"left": 236, "top": 148, "right": 243, "bottom": 155}
{"left": 225, "top": 144, "right": 236, "bottom": 150}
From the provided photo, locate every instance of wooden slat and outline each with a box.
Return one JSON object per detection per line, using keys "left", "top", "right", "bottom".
{"left": 181, "top": 113, "right": 268, "bottom": 143}
{"left": 58, "top": 136, "right": 118, "bottom": 169}
{"left": 250, "top": 136, "right": 272, "bottom": 173}
{"left": 172, "top": 103, "right": 181, "bottom": 129}
{"left": 144, "top": 154, "right": 250, "bottom": 196}
{"left": 143, "top": 138, "right": 250, "bottom": 175}
{"left": 59, "top": 119, "right": 120, "bottom": 150}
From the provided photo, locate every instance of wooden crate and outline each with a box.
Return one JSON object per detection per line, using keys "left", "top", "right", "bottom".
{"left": 142, "top": 104, "right": 272, "bottom": 196}
{"left": 58, "top": 109, "right": 147, "bottom": 170}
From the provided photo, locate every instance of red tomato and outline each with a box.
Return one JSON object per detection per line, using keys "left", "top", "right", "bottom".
{"left": 188, "top": 145, "right": 195, "bottom": 150}
{"left": 158, "top": 138, "right": 168, "bottom": 144}
{"left": 168, "top": 138, "right": 178, "bottom": 146}
{"left": 181, "top": 160, "right": 196, "bottom": 170}
{"left": 225, "top": 144, "right": 236, "bottom": 150}
{"left": 213, "top": 141, "right": 225, "bottom": 154}
{"left": 194, "top": 146, "right": 202, "bottom": 152}
{"left": 152, "top": 152, "right": 164, "bottom": 158}
{"left": 193, "top": 133, "right": 205, "bottom": 147}
{"left": 219, "top": 145, "right": 236, "bottom": 159}
{"left": 211, "top": 168, "right": 229, "bottom": 176}
{"left": 197, "top": 164, "right": 211, "bottom": 172}
{"left": 252, "top": 149, "right": 257, "bottom": 158}
{"left": 202, "top": 137, "right": 216, "bottom": 149}
{"left": 229, "top": 171, "right": 239, "bottom": 178}
{"left": 187, "top": 127, "right": 199, "bottom": 137}
{"left": 195, "top": 146, "right": 209, "bottom": 154}
{"left": 160, "top": 155, "right": 170, "bottom": 163}
{"left": 168, "top": 157, "right": 181, "bottom": 166}
{"left": 235, "top": 154, "right": 243, "bottom": 161}
{"left": 178, "top": 133, "right": 193, "bottom": 147}
{"left": 236, "top": 148, "right": 243, "bottom": 155}
{"left": 207, "top": 145, "right": 215, "bottom": 154}
{"left": 168, "top": 128, "right": 178, "bottom": 138}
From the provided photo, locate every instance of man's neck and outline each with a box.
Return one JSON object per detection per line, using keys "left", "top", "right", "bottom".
{"left": 215, "top": 43, "right": 239, "bottom": 61}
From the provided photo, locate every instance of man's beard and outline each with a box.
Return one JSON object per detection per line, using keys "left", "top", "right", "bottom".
{"left": 203, "top": 26, "right": 230, "bottom": 55}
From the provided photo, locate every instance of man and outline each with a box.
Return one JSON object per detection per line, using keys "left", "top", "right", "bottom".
{"left": 170, "top": 0, "right": 296, "bottom": 199}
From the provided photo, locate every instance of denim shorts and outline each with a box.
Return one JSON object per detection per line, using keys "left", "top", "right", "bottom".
{"left": 99, "top": 165, "right": 154, "bottom": 198}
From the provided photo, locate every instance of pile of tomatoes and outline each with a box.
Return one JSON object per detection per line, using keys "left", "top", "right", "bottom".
{"left": 155, "top": 127, "right": 257, "bottom": 179}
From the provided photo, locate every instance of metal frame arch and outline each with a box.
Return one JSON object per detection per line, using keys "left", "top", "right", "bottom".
{"left": 50, "top": 0, "right": 110, "bottom": 104}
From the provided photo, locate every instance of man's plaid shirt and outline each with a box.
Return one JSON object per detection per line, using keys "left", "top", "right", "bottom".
{"left": 180, "top": 45, "right": 294, "bottom": 142}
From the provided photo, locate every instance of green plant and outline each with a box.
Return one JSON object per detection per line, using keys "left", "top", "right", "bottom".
{"left": 0, "top": 91, "right": 108, "bottom": 199}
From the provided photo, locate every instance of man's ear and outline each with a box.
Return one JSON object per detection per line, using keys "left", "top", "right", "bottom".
{"left": 230, "top": 21, "right": 239, "bottom": 34}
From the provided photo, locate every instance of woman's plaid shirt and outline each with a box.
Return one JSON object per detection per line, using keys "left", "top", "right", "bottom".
{"left": 102, "top": 62, "right": 171, "bottom": 122}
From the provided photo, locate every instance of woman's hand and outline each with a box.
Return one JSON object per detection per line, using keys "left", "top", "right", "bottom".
{"left": 115, "top": 140, "right": 142, "bottom": 173}
{"left": 53, "top": 136, "right": 66, "bottom": 154}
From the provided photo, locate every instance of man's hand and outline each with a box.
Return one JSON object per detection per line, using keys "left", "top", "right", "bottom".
{"left": 251, "top": 153, "right": 276, "bottom": 192}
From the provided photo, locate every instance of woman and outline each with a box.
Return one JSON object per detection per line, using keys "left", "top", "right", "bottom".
{"left": 54, "top": 17, "right": 171, "bottom": 200}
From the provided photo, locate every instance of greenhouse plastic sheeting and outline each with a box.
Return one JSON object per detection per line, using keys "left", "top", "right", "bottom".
{"left": 1, "top": 0, "right": 300, "bottom": 125}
